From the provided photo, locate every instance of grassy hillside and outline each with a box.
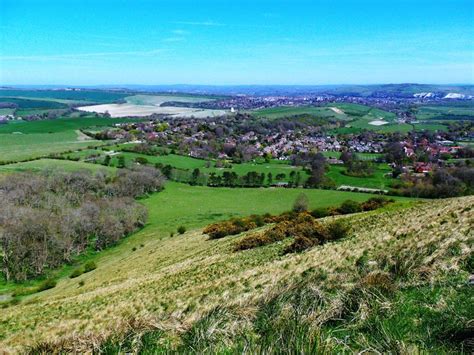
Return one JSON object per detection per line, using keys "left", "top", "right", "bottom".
{"left": 0, "top": 189, "right": 470, "bottom": 352}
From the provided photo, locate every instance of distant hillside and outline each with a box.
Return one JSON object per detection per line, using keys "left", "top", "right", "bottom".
{"left": 4, "top": 84, "right": 474, "bottom": 97}
{"left": 1, "top": 195, "right": 472, "bottom": 353}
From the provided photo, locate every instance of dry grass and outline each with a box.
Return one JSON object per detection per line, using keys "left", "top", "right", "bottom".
{"left": 0, "top": 196, "right": 472, "bottom": 352}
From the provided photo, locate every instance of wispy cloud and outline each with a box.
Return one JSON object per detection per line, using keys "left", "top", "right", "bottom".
{"left": 172, "top": 20, "right": 224, "bottom": 27}
{"left": 162, "top": 37, "right": 185, "bottom": 43}
{"left": 1, "top": 49, "right": 167, "bottom": 61}
{"left": 171, "top": 29, "right": 189, "bottom": 35}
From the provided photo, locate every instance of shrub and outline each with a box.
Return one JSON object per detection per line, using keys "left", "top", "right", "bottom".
{"left": 177, "top": 226, "right": 186, "bottom": 234}
{"left": 234, "top": 233, "right": 275, "bottom": 251}
{"left": 83, "top": 261, "right": 97, "bottom": 273}
{"left": 337, "top": 200, "right": 362, "bottom": 214}
{"left": 310, "top": 207, "right": 331, "bottom": 218}
{"left": 37, "top": 279, "right": 57, "bottom": 292}
{"left": 70, "top": 268, "right": 83, "bottom": 279}
{"left": 326, "top": 220, "right": 350, "bottom": 240}
{"left": 361, "top": 197, "right": 393, "bottom": 211}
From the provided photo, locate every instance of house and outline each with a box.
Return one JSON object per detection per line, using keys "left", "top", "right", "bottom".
{"left": 414, "top": 162, "right": 432, "bottom": 174}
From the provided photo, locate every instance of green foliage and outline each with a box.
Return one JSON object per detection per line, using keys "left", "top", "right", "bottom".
{"left": 337, "top": 200, "right": 362, "bottom": 214}
{"left": 36, "top": 279, "right": 57, "bottom": 292}
{"left": 83, "top": 261, "right": 97, "bottom": 273}
{"left": 326, "top": 219, "right": 350, "bottom": 240}
{"left": 177, "top": 226, "right": 186, "bottom": 234}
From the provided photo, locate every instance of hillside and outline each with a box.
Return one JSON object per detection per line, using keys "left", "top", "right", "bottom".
{"left": 0, "top": 195, "right": 472, "bottom": 352}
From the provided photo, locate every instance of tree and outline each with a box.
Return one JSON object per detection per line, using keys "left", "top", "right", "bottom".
{"left": 293, "top": 193, "right": 309, "bottom": 213}
{"left": 267, "top": 172, "right": 273, "bottom": 186}
{"left": 190, "top": 168, "right": 201, "bottom": 185}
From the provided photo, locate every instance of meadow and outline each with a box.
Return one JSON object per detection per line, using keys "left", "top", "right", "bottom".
{"left": 0, "top": 116, "right": 146, "bottom": 162}
{"left": 0, "top": 158, "right": 116, "bottom": 174}
{"left": 252, "top": 105, "right": 349, "bottom": 120}
{"left": 327, "top": 164, "right": 394, "bottom": 190}
{"left": 0, "top": 131, "right": 103, "bottom": 162}
{"left": 416, "top": 105, "right": 474, "bottom": 120}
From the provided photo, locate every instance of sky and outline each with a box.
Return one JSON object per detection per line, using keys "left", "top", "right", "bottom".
{"left": 0, "top": 0, "right": 473, "bottom": 85}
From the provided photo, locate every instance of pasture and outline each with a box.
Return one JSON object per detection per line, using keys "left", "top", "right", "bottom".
{"left": 0, "top": 158, "right": 116, "bottom": 174}
{"left": 0, "top": 116, "right": 146, "bottom": 162}
{"left": 326, "top": 164, "right": 394, "bottom": 190}
{"left": 252, "top": 106, "right": 349, "bottom": 120}
{"left": 0, "top": 131, "right": 103, "bottom": 162}
{"left": 416, "top": 105, "right": 474, "bottom": 121}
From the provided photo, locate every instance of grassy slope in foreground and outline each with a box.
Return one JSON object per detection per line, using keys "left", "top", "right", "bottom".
{"left": 0, "top": 193, "right": 471, "bottom": 352}
{"left": 0, "top": 182, "right": 413, "bottom": 350}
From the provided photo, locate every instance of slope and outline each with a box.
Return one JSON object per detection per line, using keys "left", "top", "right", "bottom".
{"left": 0, "top": 196, "right": 472, "bottom": 352}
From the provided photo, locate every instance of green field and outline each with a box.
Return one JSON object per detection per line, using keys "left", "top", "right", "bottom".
{"left": 327, "top": 164, "right": 394, "bottom": 190}
{"left": 413, "top": 122, "right": 449, "bottom": 132}
{"left": 0, "top": 158, "right": 116, "bottom": 175}
{"left": 321, "top": 151, "right": 383, "bottom": 160}
{"left": 141, "top": 181, "right": 409, "bottom": 234}
{"left": 64, "top": 148, "right": 308, "bottom": 183}
{"left": 252, "top": 106, "right": 349, "bottom": 120}
{"left": 0, "top": 89, "right": 130, "bottom": 103}
{"left": 416, "top": 105, "right": 474, "bottom": 120}
{"left": 0, "top": 131, "right": 103, "bottom": 162}
{"left": 0, "top": 97, "right": 68, "bottom": 111}
{"left": 0, "top": 116, "right": 143, "bottom": 134}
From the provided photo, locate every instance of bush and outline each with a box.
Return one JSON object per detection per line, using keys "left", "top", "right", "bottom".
{"left": 177, "top": 226, "right": 186, "bottom": 234}
{"left": 84, "top": 261, "right": 97, "bottom": 273}
{"left": 326, "top": 220, "right": 350, "bottom": 240}
{"left": 234, "top": 233, "right": 275, "bottom": 251}
{"left": 310, "top": 207, "right": 331, "bottom": 218}
{"left": 37, "top": 279, "right": 57, "bottom": 292}
{"left": 361, "top": 197, "right": 393, "bottom": 211}
{"left": 337, "top": 200, "right": 362, "bottom": 214}
{"left": 70, "top": 268, "right": 83, "bottom": 279}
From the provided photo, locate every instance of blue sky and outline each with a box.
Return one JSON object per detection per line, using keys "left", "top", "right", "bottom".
{"left": 1, "top": 0, "right": 473, "bottom": 85}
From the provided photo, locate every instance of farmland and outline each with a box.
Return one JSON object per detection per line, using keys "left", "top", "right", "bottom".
{"left": 0, "top": 116, "right": 146, "bottom": 162}
{"left": 0, "top": 158, "right": 116, "bottom": 175}
{"left": 77, "top": 94, "right": 226, "bottom": 118}
{"left": 0, "top": 89, "right": 130, "bottom": 103}
{"left": 0, "top": 131, "right": 103, "bottom": 162}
